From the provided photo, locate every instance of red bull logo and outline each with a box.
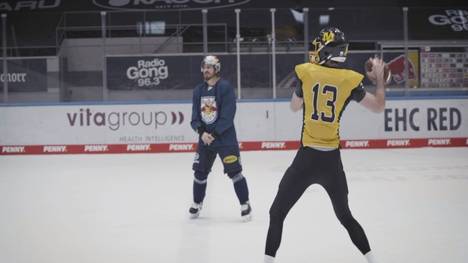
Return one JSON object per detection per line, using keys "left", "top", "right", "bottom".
{"left": 387, "top": 55, "right": 416, "bottom": 84}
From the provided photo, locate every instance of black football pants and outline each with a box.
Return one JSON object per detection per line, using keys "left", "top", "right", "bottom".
{"left": 265, "top": 147, "right": 371, "bottom": 257}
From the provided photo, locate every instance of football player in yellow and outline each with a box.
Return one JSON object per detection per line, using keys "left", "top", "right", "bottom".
{"left": 264, "top": 27, "right": 386, "bottom": 263}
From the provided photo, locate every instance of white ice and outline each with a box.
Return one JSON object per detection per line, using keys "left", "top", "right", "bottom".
{"left": 1, "top": 148, "right": 467, "bottom": 263}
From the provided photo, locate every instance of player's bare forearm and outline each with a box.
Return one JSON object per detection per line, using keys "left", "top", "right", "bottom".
{"left": 373, "top": 73, "right": 386, "bottom": 112}
{"left": 360, "top": 58, "right": 386, "bottom": 113}
{"left": 360, "top": 88, "right": 385, "bottom": 113}
{"left": 290, "top": 92, "right": 303, "bottom": 112}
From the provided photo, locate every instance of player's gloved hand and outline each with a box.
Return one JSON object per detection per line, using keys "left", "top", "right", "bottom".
{"left": 201, "top": 132, "right": 215, "bottom": 145}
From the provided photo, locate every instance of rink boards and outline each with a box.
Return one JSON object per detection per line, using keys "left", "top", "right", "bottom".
{"left": 1, "top": 98, "right": 467, "bottom": 155}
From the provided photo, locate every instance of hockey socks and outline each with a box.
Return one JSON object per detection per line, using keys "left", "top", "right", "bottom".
{"left": 193, "top": 171, "right": 208, "bottom": 203}
{"left": 229, "top": 172, "right": 249, "bottom": 204}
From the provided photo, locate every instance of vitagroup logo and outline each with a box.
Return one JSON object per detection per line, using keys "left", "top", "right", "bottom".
{"left": 66, "top": 108, "right": 184, "bottom": 131}
{"left": 93, "top": 0, "right": 251, "bottom": 10}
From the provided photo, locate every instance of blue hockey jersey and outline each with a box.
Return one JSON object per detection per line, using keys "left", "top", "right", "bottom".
{"left": 190, "top": 79, "right": 239, "bottom": 147}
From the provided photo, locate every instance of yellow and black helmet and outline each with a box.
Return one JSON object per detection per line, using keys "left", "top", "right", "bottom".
{"left": 309, "top": 27, "right": 349, "bottom": 64}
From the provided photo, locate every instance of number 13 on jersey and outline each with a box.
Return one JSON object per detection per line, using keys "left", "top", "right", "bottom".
{"left": 311, "top": 83, "right": 338, "bottom": 123}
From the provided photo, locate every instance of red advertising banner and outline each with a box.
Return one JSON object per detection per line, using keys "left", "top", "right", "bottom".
{"left": 1, "top": 137, "right": 467, "bottom": 155}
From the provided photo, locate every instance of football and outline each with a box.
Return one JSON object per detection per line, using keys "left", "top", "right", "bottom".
{"left": 365, "top": 58, "right": 391, "bottom": 84}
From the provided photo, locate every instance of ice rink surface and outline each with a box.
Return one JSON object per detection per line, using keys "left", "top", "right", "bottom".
{"left": 1, "top": 148, "right": 467, "bottom": 263}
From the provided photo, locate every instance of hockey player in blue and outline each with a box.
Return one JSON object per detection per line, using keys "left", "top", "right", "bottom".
{"left": 189, "top": 55, "right": 252, "bottom": 222}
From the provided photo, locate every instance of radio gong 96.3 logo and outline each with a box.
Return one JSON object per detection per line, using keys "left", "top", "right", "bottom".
{"left": 126, "top": 58, "right": 169, "bottom": 87}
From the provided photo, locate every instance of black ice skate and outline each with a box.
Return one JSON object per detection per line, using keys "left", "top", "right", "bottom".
{"left": 189, "top": 202, "right": 203, "bottom": 219}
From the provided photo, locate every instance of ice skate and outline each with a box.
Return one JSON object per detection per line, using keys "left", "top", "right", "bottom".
{"left": 189, "top": 202, "right": 203, "bottom": 219}
{"left": 241, "top": 201, "right": 252, "bottom": 222}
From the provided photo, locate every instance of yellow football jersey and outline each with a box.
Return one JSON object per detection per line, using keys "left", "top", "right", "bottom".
{"left": 295, "top": 63, "right": 364, "bottom": 149}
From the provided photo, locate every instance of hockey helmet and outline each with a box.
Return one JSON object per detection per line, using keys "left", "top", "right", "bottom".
{"left": 201, "top": 55, "right": 221, "bottom": 73}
